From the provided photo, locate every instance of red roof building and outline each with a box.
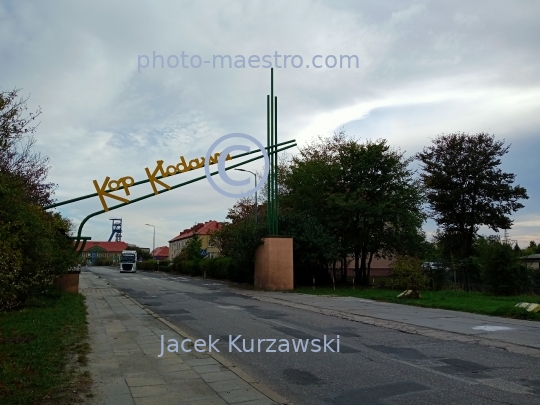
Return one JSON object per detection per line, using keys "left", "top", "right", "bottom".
{"left": 80, "top": 241, "right": 129, "bottom": 264}
{"left": 151, "top": 246, "right": 170, "bottom": 260}
{"left": 169, "top": 220, "right": 222, "bottom": 259}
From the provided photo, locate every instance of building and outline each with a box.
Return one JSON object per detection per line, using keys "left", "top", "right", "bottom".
{"left": 80, "top": 241, "right": 129, "bottom": 264}
{"left": 151, "top": 246, "right": 170, "bottom": 260}
{"left": 169, "top": 221, "right": 222, "bottom": 260}
{"left": 328, "top": 255, "right": 396, "bottom": 280}
{"left": 521, "top": 254, "right": 540, "bottom": 270}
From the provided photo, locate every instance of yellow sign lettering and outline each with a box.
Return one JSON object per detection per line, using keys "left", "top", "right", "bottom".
{"left": 93, "top": 177, "right": 131, "bottom": 211}
{"left": 145, "top": 160, "right": 172, "bottom": 195}
{"left": 96, "top": 150, "right": 235, "bottom": 205}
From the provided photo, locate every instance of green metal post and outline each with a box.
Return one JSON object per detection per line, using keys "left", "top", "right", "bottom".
{"left": 270, "top": 68, "right": 274, "bottom": 234}
{"left": 267, "top": 94, "right": 272, "bottom": 233}
{"left": 274, "top": 95, "right": 278, "bottom": 234}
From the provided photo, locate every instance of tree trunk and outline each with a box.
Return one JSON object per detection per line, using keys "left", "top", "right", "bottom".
{"left": 360, "top": 243, "right": 368, "bottom": 286}
{"left": 354, "top": 246, "right": 360, "bottom": 283}
{"left": 367, "top": 251, "right": 374, "bottom": 284}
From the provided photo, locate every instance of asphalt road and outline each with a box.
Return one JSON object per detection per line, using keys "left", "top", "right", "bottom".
{"left": 85, "top": 266, "right": 540, "bottom": 405}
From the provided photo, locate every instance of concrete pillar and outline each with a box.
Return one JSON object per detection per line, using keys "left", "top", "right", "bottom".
{"left": 254, "top": 237, "right": 293, "bottom": 290}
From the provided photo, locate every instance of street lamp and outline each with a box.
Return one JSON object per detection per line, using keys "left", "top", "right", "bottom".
{"left": 145, "top": 224, "right": 155, "bottom": 256}
{"left": 234, "top": 168, "right": 258, "bottom": 223}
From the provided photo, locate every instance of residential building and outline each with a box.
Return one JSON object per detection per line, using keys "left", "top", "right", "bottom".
{"left": 328, "top": 255, "right": 396, "bottom": 279}
{"left": 521, "top": 254, "right": 540, "bottom": 270}
{"left": 169, "top": 220, "right": 222, "bottom": 260}
{"left": 151, "top": 246, "right": 170, "bottom": 260}
{"left": 80, "top": 241, "right": 129, "bottom": 264}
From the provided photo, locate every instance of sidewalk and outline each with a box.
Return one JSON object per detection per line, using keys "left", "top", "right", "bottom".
{"left": 241, "top": 290, "right": 540, "bottom": 357}
{"left": 80, "top": 272, "right": 289, "bottom": 405}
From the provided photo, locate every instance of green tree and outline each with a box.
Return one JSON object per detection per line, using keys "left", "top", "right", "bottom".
{"left": 417, "top": 132, "right": 528, "bottom": 290}
{"left": 279, "top": 212, "right": 338, "bottom": 285}
{"left": 182, "top": 234, "right": 203, "bottom": 261}
{"left": 522, "top": 241, "right": 540, "bottom": 256}
{"left": 281, "top": 133, "right": 425, "bottom": 285}
{"left": 475, "top": 237, "right": 528, "bottom": 295}
{"left": 0, "top": 89, "right": 55, "bottom": 206}
{"left": 210, "top": 221, "right": 266, "bottom": 283}
{"left": 0, "top": 173, "right": 77, "bottom": 309}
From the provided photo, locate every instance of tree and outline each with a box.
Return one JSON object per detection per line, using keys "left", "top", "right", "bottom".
{"left": 0, "top": 89, "right": 55, "bottom": 206}
{"left": 475, "top": 236, "right": 528, "bottom": 295}
{"left": 279, "top": 212, "right": 338, "bottom": 285}
{"left": 281, "top": 133, "right": 426, "bottom": 285}
{"left": 417, "top": 132, "right": 528, "bottom": 262}
{"left": 225, "top": 196, "right": 259, "bottom": 224}
{"left": 522, "top": 241, "right": 540, "bottom": 256}
{"left": 0, "top": 172, "right": 77, "bottom": 309}
{"left": 210, "top": 220, "right": 266, "bottom": 283}
{"left": 182, "top": 234, "right": 203, "bottom": 261}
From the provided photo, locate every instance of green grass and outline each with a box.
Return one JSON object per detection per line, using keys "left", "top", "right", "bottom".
{"left": 294, "top": 286, "right": 540, "bottom": 321}
{"left": 0, "top": 291, "right": 89, "bottom": 405}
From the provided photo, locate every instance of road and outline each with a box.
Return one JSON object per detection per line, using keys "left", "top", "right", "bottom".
{"left": 85, "top": 266, "right": 540, "bottom": 405}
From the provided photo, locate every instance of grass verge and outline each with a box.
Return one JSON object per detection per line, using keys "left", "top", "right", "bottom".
{"left": 0, "top": 291, "right": 91, "bottom": 405}
{"left": 294, "top": 286, "right": 540, "bottom": 321}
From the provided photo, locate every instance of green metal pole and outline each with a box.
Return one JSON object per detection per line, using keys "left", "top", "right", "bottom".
{"left": 270, "top": 68, "right": 274, "bottom": 234}
{"left": 267, "top": 94, "right": 271, "bottom": 233}
{"left": 274, "top": 95, "right": 278, "bottom": 235}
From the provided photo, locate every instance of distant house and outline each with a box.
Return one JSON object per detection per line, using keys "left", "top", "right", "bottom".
{"left": 80, "top": 241, "right": 129, "bottom": 264}
{"left": 521, "top": 254, "right": 540, "bottom": 270}
{"left": 151, "top": 246, "right": 170, "bottom": 260}
{"left": 327, "top": 255, "right": 396, "bottom": 280}
{"left": 169, "top": 221, "right": 222, "bottom": 260}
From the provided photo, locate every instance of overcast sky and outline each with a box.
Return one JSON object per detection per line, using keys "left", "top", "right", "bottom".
{"left": 1, "top": 0, "right": 539, "bottom": 249}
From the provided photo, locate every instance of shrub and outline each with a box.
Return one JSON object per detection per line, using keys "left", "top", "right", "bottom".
{"left": 391, "top": 256, "right": 426, "bottom": 298}
{"left": 478, "top": 240, "right": 528, "bottom": 295}
{"left": 0, "top": 173, "right": 78, "bottom": 310}
{"left": 93, "top": 258, "right": 113, "bottom": 266}
{"left": 182, "top": 260, "right": 200, "bottom": 276}
{"left": 210, "top": 220, "right": 266, "bottom": 283}
{"left": 200, "top": 257, "right": 233, "bottom": 279}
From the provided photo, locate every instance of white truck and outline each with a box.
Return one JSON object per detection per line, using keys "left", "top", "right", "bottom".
{"left": 120, "top": 250, "right": 137, "bottom": 273}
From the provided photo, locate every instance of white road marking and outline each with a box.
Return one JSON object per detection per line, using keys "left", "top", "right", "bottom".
{"left": 217, "top": 305, "right": 242, "bottom": 310}
{"left": 472, "top": 326, "right": 514, "bottom": 331}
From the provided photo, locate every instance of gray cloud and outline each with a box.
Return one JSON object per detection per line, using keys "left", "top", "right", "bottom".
{"left": 1, "top": 0, "right": 538, "bottom": 247}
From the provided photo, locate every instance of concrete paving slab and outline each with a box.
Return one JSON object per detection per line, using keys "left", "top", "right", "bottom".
{"left": 81, "top": 272, "right": 287, "bottom": 405}
{"left": 217, "top": 388, "right": 268, "bottom": 404}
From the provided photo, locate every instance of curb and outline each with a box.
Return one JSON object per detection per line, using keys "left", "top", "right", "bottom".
{"left": 237, "top": 292, "right": 540, "bottom": 358}
{"left": 114, "top": 285, "right": 293, "bottom": 405}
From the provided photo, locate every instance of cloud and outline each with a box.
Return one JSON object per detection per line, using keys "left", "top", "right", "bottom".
{"left": 1, "top": 0, "right": 539, "bottom": 247}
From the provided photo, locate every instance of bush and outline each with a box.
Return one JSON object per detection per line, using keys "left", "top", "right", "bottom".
{"left": 210, "top": 220, "right": 266, "bottom": 283}
{"left": 93, "top": 258, "right": 113, "bottom": 266}
{"left": 478, "top": 240, "right": 528, "bottom": 295}
{"left": 390, "top": 256, "right": 426, "bottom": 298}
{"left": 200, "top": 257, "right": 233, "bottom": 279}
{"left": 182, "top": 260, "right": 200, "bottom": 276}
{"left": 0, "top": 173, "right": 78, "bottom": 310}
